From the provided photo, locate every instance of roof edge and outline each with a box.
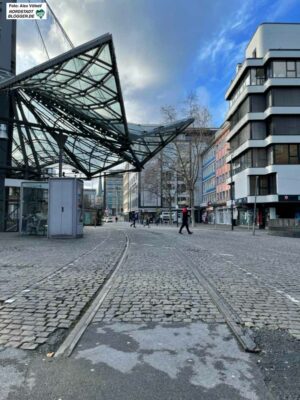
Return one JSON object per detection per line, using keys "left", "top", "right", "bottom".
{"left": 0, "top": 33, "right": 112, "bottom": 90}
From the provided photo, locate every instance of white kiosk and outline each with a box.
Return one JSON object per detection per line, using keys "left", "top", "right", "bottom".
{"left": 48, "top": 178, "right": 83, "bottom": 238}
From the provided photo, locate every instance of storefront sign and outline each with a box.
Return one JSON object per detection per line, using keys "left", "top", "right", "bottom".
{"left": 279, "top": 195, "right": 300, "bottom": 202}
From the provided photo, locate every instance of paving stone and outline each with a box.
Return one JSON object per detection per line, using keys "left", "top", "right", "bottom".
{"left": 20, "top": 343, "right": 39, "bottom": 350}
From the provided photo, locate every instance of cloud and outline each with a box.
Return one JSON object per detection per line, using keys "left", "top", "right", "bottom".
{"left": 15, "top": 0, "right": 300, "bottom": 127}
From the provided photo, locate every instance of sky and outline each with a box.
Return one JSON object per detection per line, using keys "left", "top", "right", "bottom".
{"left": 16, "top": 0, "right": 300, "bottom": 128}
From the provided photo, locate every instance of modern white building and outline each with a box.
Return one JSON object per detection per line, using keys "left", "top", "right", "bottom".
{"left": 225, "top": 23, "right": 300, "bottom": 227}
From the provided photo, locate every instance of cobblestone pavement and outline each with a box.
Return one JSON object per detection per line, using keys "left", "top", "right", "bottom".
{"left": 0, "top": 229, "right": 119, "bottom": 301}
{"left": 94, "top": 229, "right": 224, "bottom": 324}
{"left": 92, "top": 225, "right": 300, "bottom": 340}
{"left": 176, "top": 227, "right": 300, "bottom": 340}
{"left": 0, "top": 228, "right": 126, "bottom": 350}
{"left": 1, "top": 224, "right": 299, "bottom": 352}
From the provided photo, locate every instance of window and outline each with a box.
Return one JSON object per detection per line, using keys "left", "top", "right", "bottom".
{"left": 251, "top": 121, "right": 266, "bottom": 139}
{"left": 252, "top": 148, "right": 267, "bottom": 167}
{"left": 273, "top": 144, "right": 300, "bottom": 164}
{"left": 250, "top": 68, "right": 265, "bottom": 85}
{"left": 271, "top": 60, "right": 300, "bottom": 78}
{"left": 270, "top": 88, "right": 300, "bottom": 107}
{"left": 259, "top": 176, "right": 268, "bottom": 195}
{"left": 230, "top": 97, "right": 250, "bottom": 127}
{"left": 297, "top": 61, "right": 300, "bottom": 77}
{"left": 268, "top": 116, "right": 300, "bottom": 135}
{"left": 250, "top": 95, "right": 265, "bottom": 112}
{"left": 274, "top": 144, "right": 288, "bottom": 163}
{"left": 269, "top": 174, "right": 277, "bottom": 194}
{"left": 287, "top": 61, "right": 296, "bottom": 78}
{"left": 249, "top": 174, "right": 277, "bottom": 195}
{"left": 273, "top": 61, "right": 286, "bottom": 77}
{"left": 267, "top": 146, "right": 274, "bottom": 165}
{"left": 289, "top": 144, "right": 298, "bottom": 164}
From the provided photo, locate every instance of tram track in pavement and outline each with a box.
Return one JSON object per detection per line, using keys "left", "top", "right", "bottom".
{"left": 132, "top": 227, "right": 259, "bottom": 352}
{"left": 174, "top": 247, "right": 259, "bottom": 353}
{"left": 54, "top": 230, "right": 130, "bottom": 357}
{"left": 55, "top": 227, "right": 259, "bottom": 357}
{"left": 140, "top": 228, "right": 259, "bottom": 352}
{"left": 2, "top": 231, "right": 114, "bottom": 304}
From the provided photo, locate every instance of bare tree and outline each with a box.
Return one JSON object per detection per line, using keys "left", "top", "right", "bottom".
{"left": 161, "top": 91, "right": 212, "bottom": 226}
{"left": 142, "top": 153, "right": 177, "bottom": 224}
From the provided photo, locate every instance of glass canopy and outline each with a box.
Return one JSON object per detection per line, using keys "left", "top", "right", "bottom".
{"left": 0, "top": 33, "right": 193, "bottom": 178}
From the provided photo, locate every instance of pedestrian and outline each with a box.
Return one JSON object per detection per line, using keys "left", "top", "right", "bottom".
{"left": 145, "top": 217, "right": 150, "bottom": 228}
{"left": 179, "top": 205, "right": 193, "bottom": 234}
{"left": 115, "top": 216, "right": 118, "bottom": 223}
{"left": 130, "top": 213, "right": 136, "bottom": 228}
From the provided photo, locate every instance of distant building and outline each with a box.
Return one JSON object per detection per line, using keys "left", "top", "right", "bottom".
{"left": 215, "top": 122, "right": 231, "bottom": 224}
{"left": 225, "top": 23, "right": 300, "bottom": 227}
{"left": 83, "top": 189, "right": 97, "bottom": 209}
{"left": 201, "top": 140, "right": 216, "bottom": 223}
{"left": 123, "top": 128, "right": 215, "bottom": 221}
{"left": 123, "top": 166, "right": 138, "bottom": 218}
{"left": 104, "top": 173, "right": 123, "bottom": 216}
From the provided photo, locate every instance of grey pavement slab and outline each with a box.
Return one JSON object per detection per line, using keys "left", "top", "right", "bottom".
{"left": 0, "top": 321, "right": 272, "bottom": 400}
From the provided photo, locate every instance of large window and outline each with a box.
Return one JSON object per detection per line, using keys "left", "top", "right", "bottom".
{"left": 232, "top": 149, "right": 267, "bottom": 174}
{"left": 272, "top": 61, "right": 286, "bottom": 78}
{"left": 252, "top": 148, "right": 267, "bottom": 167}
{"left": 230, "top": 97, "right": 250, "bottom": 127}
{"left": 268, "top": 116, "right": 300, "bottom": 135}
{"left": 250, "top": 95, "right": 265, "bottom": 112}
{"left": 249, "top": 174, "right": 277, "bottom": 195}
{"left": 251, "top": 121, "right": 266, "bottom": 139}
{"left": 229, "top": 68, "right": 266, "bottom": 108}
{"left": 232, "top": 151, "right": 252, "bottom": 174}
{"left": 229, "top": 122, "right": 266, "bottom": 152}
{"left": 268, "top": 88, "right": 300, "bottom": 107}
{"left": 273, "top": 144, "right": 300, "bottom": 164}
{"left": 250, "top": 68, "right": 265, "bottom": 85}
{"left": 269, "top": 60, "right": 300, "bottom": 78}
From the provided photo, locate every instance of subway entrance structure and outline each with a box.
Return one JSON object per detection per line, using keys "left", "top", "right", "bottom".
{"left": 0, "top": 9, "right": 193, "bottom": 231}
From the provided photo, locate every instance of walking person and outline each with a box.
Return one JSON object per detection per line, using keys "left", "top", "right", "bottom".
{"left": 145, "top": 217, "right": 150, "bottom": 228}
{"left": 179, "top": 205, "right": 193, "bottom": 234}
{"left": 130, "top": 213, "right": 136, "bottom": 228}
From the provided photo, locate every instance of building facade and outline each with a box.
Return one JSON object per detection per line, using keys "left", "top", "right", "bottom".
{"left": 122, "top": 166, "right": 138, "bottom": 219}
{"left": 215, "top": 122, "right": 231, "bottom": 224}
{"left": 201, "top": 142, "right": 216, "bottom": 223}
{"left": 104, "top": 173, "right": 124, "bottom": 216}
{"left": 225, "top": 23, "right": 300, "bottom": 227}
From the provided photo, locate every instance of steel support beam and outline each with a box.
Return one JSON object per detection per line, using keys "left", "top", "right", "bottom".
{"left": 0, "top": 0, "right": 16, "bottom": 231}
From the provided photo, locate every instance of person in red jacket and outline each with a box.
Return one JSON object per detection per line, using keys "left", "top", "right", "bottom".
{"left": 179, "top": 205, "right": 193, "bottom": 234}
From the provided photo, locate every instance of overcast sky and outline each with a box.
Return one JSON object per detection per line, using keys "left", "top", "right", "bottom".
{"left": 16, "top": 0, "right": 300, "bottom": 128}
